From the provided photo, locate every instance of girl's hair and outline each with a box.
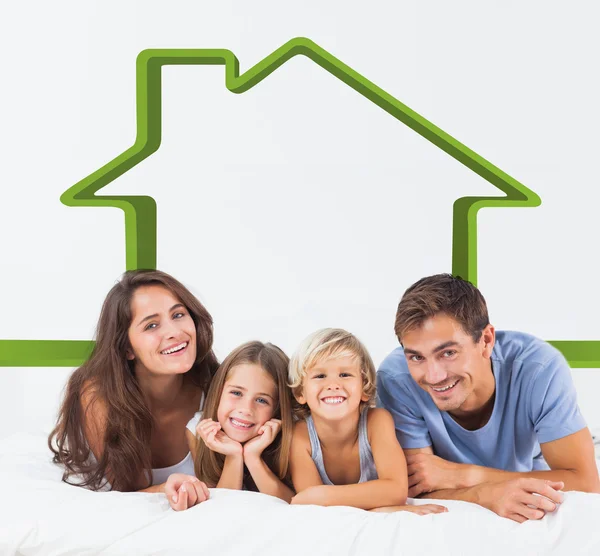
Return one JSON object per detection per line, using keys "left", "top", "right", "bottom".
{"left": 48, "top": 270, "right": 219, "bottom": 492}
{"left": 194, "top": 341, "right": 294, "bottom": 488}
{"left": 288, "top": 328, "right": 377, "bottom": 418}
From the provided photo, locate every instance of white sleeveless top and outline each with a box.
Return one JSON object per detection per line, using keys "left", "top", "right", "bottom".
{"left": 150, "top": 393, "right": 204, "bottom": 485}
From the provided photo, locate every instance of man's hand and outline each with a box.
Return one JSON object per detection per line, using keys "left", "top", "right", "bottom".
{"left": 476, "top": 478, "right": 564, "bottom": 523}
{"left": 243, "top": 419, "right": 282, "bottom": 460}
{"left": 196, "top": 419, "right": 243, "bottom": 457}
{"left": 164, "top": 474, "right": 210, "bottom": 511}
{"left": 406, "top": 453, "right": 471, "bottom": 496}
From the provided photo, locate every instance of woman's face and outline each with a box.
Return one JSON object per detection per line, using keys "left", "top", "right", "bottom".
{"left": 127, "top": 285, "right": 197, "bottom": 377}
{"left": 217, "top": 364, "right": 278, "bottom": 443}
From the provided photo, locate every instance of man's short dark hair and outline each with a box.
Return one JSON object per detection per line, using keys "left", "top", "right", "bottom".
{"left": 395, "top": 274, "right": 490, "bottom": 343}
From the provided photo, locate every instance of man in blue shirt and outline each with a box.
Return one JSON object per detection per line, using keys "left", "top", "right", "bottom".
{"left": 377, "top": 274, "right": 599, "bottom": 522}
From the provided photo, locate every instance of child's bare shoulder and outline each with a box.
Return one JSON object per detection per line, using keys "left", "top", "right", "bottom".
{"left": 291, "top": 419, "right": 312, "bottom": 454}
{"left": 292, "top": 419, "right": 310, "bottom": 439}
{"left": 366, "top": 407, "right": 394, "bottom": 434}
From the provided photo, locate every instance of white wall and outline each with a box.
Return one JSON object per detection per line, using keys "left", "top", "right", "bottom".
{"left": 1, "top": 0, "right": 599, "bottom": 439}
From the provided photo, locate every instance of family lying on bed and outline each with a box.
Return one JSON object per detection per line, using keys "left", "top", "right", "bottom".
{"left": 48, "top": 271, "right": 600, "bottom": 523}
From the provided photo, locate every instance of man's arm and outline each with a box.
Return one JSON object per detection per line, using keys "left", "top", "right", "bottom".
{"left": 404, "top": 447, "right": 565, "bottom": 522}
{"left": 406, "top": 429, "right": 600, "bottom": 497}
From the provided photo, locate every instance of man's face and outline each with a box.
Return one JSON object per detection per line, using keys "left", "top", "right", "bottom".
{"left": 401, "top": 313, "right": 494, "bottom": 413}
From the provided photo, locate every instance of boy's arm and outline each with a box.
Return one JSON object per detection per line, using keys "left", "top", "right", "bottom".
{"left": 292, "top": 409, "right": 408, "bottom": 509}
{"left": 289, "top": 421, "right": 324, "bottom": 493}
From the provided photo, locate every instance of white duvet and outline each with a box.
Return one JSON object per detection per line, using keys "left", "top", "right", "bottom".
{"left": 1, "top": 433, "right": 600, "bottom": 556}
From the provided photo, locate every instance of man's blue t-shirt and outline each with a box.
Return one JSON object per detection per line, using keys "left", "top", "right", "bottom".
{"left": 377, "top": 331, "right": 587, "bottom": 471}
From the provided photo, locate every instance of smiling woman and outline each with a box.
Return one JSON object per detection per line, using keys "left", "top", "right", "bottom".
{"left": 48, "top": 270, "right": 219, "bottom": 510}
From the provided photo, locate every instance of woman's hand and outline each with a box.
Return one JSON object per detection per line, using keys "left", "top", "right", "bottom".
{"left": 164, "top": 473, "right": 210, "bottom": 511}
{"left": 370, "top": 503, "right": 448, "bottom": 515}
{"left": 243, "top": 419, "right": 282, "bottom": 460}
{"left": 196, "top": 419, "right": 243, "bottom": 456}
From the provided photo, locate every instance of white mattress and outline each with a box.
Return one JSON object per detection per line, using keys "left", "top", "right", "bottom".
{"left": 1, "top": 432, "right": 600, "bottom": 556}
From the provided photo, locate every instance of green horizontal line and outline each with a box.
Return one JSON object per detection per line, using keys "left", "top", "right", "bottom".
{"left": 548, "top": 341, "right": 600, "bottom": 369}
{"left": 1, "top": 340, "right": 599, "bottom": 368}
{"left": 0, "top": 340, "right": 94, "bottom": 367}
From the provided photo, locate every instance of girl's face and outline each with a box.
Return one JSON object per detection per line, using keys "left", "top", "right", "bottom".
{"left": 297, "top": 355, "right": 368, "bottom": 421}
{"left": 127, "top": 285, "right": 197, "bottom": 377}
{"left": 217, "top": 363, "right": 278, "bottom": 443}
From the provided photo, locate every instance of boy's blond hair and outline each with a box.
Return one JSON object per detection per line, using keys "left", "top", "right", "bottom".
{"left": 288, "top": 328, "right": 377, "bottom": 417}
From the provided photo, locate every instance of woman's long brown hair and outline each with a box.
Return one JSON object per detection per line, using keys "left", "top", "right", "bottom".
{"left": 48, "top": 270, "right": 219, "bottom": 492}
{"left": 194, "top": 341, "right": 294, "bottom": 489}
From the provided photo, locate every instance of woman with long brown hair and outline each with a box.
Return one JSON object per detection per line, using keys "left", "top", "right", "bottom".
{"left": 49, "top": 270, "right": 219, "bottom": 510}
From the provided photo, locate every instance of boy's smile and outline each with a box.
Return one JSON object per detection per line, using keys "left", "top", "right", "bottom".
{"left": 297, "top": 355, "right": 369, "bottom": 420}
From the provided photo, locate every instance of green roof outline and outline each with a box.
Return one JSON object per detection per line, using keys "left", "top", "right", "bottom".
{"left": 1, "top": 37, "right": 598, "bottom": 368}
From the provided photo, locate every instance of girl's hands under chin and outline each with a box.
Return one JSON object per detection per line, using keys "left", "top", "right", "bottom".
{"left": 243, "top": 419, "right": 282, "bottom": 459}
{"left": 196, "top": 419, "right": 243, "bottom": 456}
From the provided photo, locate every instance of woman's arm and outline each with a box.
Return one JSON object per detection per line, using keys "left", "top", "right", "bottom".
{"left": 83, "top": 390, "right": 208, "bottom": 510}
{"left": 291, "top": 409, "right": 408, "bottom": 509}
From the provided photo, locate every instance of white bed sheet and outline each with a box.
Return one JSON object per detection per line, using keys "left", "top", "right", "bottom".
{"left": 1, "top": 433, "right": 600, "bottom": 556}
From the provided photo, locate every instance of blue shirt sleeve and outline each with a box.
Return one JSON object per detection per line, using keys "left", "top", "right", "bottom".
{"left": 527, "top": 353, "right": 587, "bottom": 444}
{"left": 376, "top": 369, "right": 432, "bottom": 449}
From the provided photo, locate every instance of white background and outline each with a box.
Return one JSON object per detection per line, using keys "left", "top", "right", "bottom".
{"left": 1, "top": 0, "right": 599, "bottom": 439}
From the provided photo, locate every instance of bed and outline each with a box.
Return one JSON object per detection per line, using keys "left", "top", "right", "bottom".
{"left": 1, "top": 432, "right": 599, "bottom": 555}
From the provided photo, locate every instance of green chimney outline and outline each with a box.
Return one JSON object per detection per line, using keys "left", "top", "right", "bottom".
{"left": 1, "top": 37, "right": 597, "bottom": 368}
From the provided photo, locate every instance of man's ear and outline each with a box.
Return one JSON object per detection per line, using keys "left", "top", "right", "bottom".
{"left": 480, "top": 324, "right": 495, "bottom": 358}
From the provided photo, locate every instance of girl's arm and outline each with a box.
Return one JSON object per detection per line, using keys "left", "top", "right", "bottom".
{"left": 243, "top": 419, "right": 295, "bottom": 502}
{"left": 217, "top": 454, "right": 244, "bottom": 490}
{"left": 244, "top": 454, "right": 294, "bottom": 502}
{"left": 196, "top": 419, "right": 245, "bottom": 490}
{"left": 291, "top": 409, "right": 408, "bottom": 509}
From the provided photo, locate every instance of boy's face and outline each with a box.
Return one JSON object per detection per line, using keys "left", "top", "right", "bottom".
{"left": 296, "top": 355, "right": 369, "bottom": 421}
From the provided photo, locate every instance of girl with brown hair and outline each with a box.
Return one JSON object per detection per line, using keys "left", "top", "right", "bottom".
{"left": 48, "top": 270, "right": 219, "bottom": 511}
{"left": 194, "top": 341, "right": 295, "bottom": 502}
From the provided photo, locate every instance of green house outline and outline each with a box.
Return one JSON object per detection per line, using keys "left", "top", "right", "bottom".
{"left": 1, "top": 38, "right": 597, "bottom": 368}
